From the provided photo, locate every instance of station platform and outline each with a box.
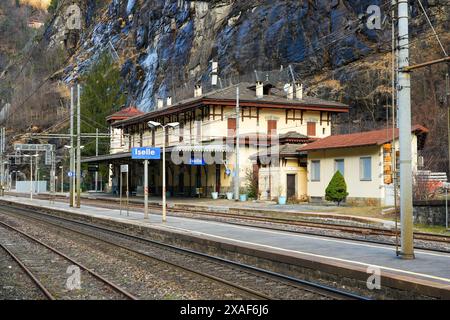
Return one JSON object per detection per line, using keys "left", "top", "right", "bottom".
{"left": 7, "top": 191, "right": 396, "bottom": 228}
{"left": 1, "top": 195, "right": 449, "bottom": 299}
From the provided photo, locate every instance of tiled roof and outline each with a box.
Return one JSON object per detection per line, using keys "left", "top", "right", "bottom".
{"left": 106, "top": 106, "right": 144, "bottom": 122}
{"left": 250, "top": 144, "right": 307, "bottom": 160}
{"left": 299, "top": 125, "right": 429, "bottom": 152}
{"left": 112, "top": 82, "right": 348, "bottom": 127}
{"left": 203, "top": 82, "right": 348, "bottom": 108}
{"left": 279, "top": 131, "right": 310, "bottom": 141}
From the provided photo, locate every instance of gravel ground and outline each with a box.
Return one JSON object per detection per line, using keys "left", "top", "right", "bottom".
{"left": 0, "top": 212, "right": 265, "bottom": 300}
{"left": 45, "top": 197, "right": 449, "bottom": 252}
{"left": 0, "top": 247, "right": 47, "bottom": 300}
{"left": 0, "top": 209, "right": 347, "bottom": 300}
{"left": 0, "top": 223, "right": 131, "bottom": 300}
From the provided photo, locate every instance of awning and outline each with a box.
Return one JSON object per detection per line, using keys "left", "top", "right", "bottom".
{"left": 81, "top": 152, "right": 131, "bottom": 164}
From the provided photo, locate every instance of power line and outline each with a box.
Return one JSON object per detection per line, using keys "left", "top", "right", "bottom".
{"left": 3, "top": 0, "right": 69, "bottom": 85}
{"left": 416, "top": 0, "right": 448, "bottom": 57}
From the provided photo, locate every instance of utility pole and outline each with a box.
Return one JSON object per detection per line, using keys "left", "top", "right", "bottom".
{"left": 391, "top": 0, "right": 400, "bottom": 256}
{"left": 76, "top": 84, "right": 81, "bottom": 208}
{"left": 50, "top": 149, "right": 55, "bottom": 202}
{"left": 60, "top": 165, "right": 64, "bottom": 193}
{"left": 70, "top": 86, "right": 75, "bottom": 207}
{"left": 397, "top": 0, "right": 414, "bottom": 259}
{"left": 95, "top": 128, "right": 98, "bottom": 192}
{"left": 162, "top": 129, "right": 166, "bottom": 222}
{"left": 144, "top": 159, "right": 149, "bottom": 219}
{"left": 0, "top": 127, "right": 4, "bottom": 196}
{"left": 34, "top": 153, "right": 39, "bottom": 194}
{"left": 234, "top": 86, "right": 240, "bottom": 201}
{"left": 446, "top": 72, "right": 450, "bottom": 176}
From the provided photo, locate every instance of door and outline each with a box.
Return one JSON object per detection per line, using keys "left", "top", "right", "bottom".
{"left": 287, "top": 174, "right": 296, "bottom": 199}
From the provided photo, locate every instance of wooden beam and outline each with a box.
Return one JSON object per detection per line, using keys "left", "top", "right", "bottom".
{"left": 403, "top": 56, "right": 449, "bottom": 72}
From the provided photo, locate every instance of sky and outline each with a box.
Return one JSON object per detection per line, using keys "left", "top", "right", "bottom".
{"left": 19, "top": 0, "right": 50, "bottom": 10}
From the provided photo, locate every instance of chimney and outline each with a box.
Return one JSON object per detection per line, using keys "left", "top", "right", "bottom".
{"left": 286, "top": 83, "right": 293, "bottom": 100}
{"left": 256, "top": 81, "right": 263, "bottom": 98}
{"left": 167, "top": 96, "right": 172, "bottom": 107}
{"left": 194, "top": 84, "right": 203, "bottom": 98}
{"left": 211, "top": 61, "right": 218, "bottom": 86}
{"left": 157, "top": 98, "right": 164, "bottom": 109}
{"left": 295, "top": 83, "right": 303, "bottom": 100}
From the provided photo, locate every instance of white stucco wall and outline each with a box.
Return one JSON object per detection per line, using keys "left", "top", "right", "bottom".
{"left": 307, "top": 133, "right": 419, "bottom": 203}
{"left": 307, "top": 146, "right": 383, "bottom": 200}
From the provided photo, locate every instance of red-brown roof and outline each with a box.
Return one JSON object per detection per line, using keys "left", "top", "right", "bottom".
{"left": 299, "top": 125, "right": 429, "bottom": 152}
{"left": 106, "top": 106, "right": 144, "bottom": 123}
{"left": 111, "top": 82, "right": 349, "bottom": 128}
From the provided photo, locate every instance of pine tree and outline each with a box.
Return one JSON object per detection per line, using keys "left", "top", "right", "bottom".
{"left": 325, "top": 171, "right": 349, "bottom": 206}
{"left": 80, "top": 52, "right": 126, "bottom": 156}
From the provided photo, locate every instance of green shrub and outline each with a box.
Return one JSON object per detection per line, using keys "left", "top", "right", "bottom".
{"left": 325, "top": 171, "right": 349, "bottom": 206}
{"left": 244, "top": 168, "right": 258, "bottom": 199}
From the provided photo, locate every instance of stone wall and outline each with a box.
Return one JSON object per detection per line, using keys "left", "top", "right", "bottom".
{"left": 413, "top": 201, "right": 448, "bottom": 226}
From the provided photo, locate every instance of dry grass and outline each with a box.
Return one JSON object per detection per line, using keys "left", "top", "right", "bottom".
{"left": 19, "top": 0, "right": 50, "bottom": 10}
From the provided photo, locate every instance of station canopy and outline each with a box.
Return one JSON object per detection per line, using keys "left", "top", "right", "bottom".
{"left": 172, "top": 145, "right": 234, "bottom": 153}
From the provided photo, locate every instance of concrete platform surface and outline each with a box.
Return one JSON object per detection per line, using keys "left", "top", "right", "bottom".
{"left": 9, "top": 191, "right": 396, "bottom": 228}
{"left": 1, "top": 196, "right": 449, "bottom": 296}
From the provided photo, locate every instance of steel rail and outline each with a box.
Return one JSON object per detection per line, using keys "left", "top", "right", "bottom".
{"left": 0, "top": 243, "right": 56, "bottom": 300}
{"left": 5, "top": 193, "right": 450, "bottom": 249}
{"left": 0, "top": 219, "right": 138, "bottom": 300}
{"left": 0, "top": 204, "right": 368, "bottom": 300}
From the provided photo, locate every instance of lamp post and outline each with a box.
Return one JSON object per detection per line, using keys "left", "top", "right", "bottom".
{"left": 147, "top": 121, "right": 179, "bottom": 222}
{"left": 59, "top": 166, "right": 64, "bottom": 193}
{"left": 23, "top": 155, "right": 38, "bottom": 200}
{"left": 65, "top": 145, "right": 84, "bottom": 205}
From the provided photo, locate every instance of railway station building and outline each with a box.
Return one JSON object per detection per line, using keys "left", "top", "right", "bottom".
{"left": 82, "top": 81, "right": 349, "bottom": 200}
{"left": 299, "top": 125, "right": 429, "bottom": 206}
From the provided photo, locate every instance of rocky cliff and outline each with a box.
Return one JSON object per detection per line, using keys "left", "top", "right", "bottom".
{"left": 56, "top": 0, "right": 447, "bottom": 113}
{"left": 60, "top": 0, "right": 379, "bottom": 110}
{"left": 2, "top": 0, "right": 449, "bottom": 169}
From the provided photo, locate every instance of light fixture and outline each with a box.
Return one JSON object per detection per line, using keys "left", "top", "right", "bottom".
{"left": 147, "top": 121, "right": 161, "bottom": 128}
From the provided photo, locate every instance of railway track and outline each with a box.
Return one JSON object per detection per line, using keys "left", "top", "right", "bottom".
{"left": 11, "top": 193, "right": 450, "bottom": 246}
{"left": 0, "top": 219, "right": 138, "bottom": 300}
{"left": 0, "top": 203, "right": 369, "bottom": 300}
{"left": 0, "top": 242, "right": 55, "bottom": 300}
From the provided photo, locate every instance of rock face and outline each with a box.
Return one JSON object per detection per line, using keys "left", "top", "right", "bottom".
{"left": 60, "top": 0, "right": 447, "bottom": 114}
{"left": 61, "top": 0, "right": 388, "bottom": 110}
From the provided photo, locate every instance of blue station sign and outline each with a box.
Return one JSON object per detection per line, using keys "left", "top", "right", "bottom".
{"left": 189, "top": 157, "right": 206, "bottom": 166}
{"left": 132, "top": 147, "right": 161, "bottom": 160}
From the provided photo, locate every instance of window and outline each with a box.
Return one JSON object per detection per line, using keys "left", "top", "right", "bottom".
{"left": 311, "top": 160, "right": 320, "bottom": 181}
{"left": 334, "top": 159, "right": 344, "bottom": 175}
{"left": 165, "top": 127, "right": 169, "bottom": 145}
{"left": 267, "top": 120, "right": 277, "bottom": 135}
{"left": 307, "top": 122, "right": 316, "bottom": 136}
{"left": 227, "top": 118, "right": 236, "bottom": 137}
{"left": 360, "top": 157, "right": 372, "bottom": 181}
{"left": 196, "top": 119, "right": 202, "bottom": 143}
{"left": 179, "top": 123, "right": 184, "bottom": 142}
